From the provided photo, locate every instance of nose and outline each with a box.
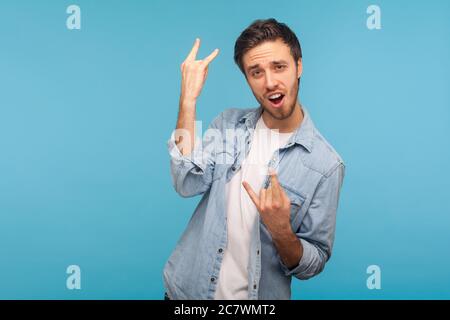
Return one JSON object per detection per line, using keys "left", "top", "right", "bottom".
{"left": 264, "top": 71, "right": 278, "bottom": 91}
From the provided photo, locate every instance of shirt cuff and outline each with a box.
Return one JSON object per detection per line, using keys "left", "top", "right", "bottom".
{"left": 278, "top": 238, "right": 316, "bottom": 277}
{"left": 167, "top": 132, "right": 206, "bottom": 173}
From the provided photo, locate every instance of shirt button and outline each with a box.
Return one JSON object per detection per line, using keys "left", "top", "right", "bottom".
{"left": 253, "top": 284, "right": 257, "bottom": 289}
{"left": 211, "top": 277, "right": 215, "bottom": 282}
{"left": 231, "top": 166, "right": 236, "bottom": 171}
{"left": 257, "top": 250, "right": 260, "bottom": 255}
{"left": 218, "top": 248, "right": 223, "bottom": 253}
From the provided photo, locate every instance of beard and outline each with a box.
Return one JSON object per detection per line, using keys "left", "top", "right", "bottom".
{"left": 259, "top": 78, "right": 299, "bottom": 121}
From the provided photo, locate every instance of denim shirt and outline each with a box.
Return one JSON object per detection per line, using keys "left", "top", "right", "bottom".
{"left": 164, "top": 106, "right": 345, "bottom": 300}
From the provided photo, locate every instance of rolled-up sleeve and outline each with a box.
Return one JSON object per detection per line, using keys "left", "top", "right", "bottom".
{"left": 279, "top": 162, "right": 345, "bottom": 280}
{"left": 168, "top": 112, "right": 223, "bottom": 198}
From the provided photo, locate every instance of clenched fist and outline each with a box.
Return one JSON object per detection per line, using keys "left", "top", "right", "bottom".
{"left": 180, "top": 38, "right": 219, "bottom": 102}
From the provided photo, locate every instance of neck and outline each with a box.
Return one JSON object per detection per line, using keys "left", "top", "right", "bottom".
{"left": 262, "top": 101, "right": 304, "bottom": 133}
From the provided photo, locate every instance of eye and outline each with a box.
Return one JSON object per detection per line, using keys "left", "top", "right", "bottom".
{"left": 251, "top": 70, "right": 262, "bottom": 77}
{"left": 275, "top": 65, "right": 286, "bottom": 70}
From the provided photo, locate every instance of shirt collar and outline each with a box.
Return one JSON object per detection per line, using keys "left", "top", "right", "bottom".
{"left": 238, "top": 104, "right": 314, "bottom": 153}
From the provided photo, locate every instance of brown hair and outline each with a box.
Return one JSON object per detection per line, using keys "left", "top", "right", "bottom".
{"left": 234, "top": 18, "right": 302, "bottom": 74}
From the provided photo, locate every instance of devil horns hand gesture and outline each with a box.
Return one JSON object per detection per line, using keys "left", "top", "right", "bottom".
{"left": 180, "top": 38, "right": 219, "bottom": 102}
{"left": 243, "top": 169, "right": 303, "bottom": 269}
{"left": 242, "top": 169, "right": 292, "bottom": 236}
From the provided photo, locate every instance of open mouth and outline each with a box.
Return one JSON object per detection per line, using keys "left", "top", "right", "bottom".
{"left": 267, "top": 93, "right": 285, "bottom": 108}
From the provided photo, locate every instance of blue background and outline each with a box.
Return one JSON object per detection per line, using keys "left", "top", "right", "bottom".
{"left": 0, "top": 0, "right": 449, "bottom": 299}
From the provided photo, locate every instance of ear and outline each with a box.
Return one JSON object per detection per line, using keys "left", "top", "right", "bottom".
{"left": 296, "top": 58, "right": 303, "bottom": 79}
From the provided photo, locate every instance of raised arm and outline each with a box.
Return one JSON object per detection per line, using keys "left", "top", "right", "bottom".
{"left": 175, "top": 38, "right": 219, "bottom": 156}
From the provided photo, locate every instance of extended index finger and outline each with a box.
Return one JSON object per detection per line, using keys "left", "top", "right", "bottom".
{"left": 185, "top": 38, "right": 200, "bottom": 61}
{"left": 203, "top": 48, "right": 219, "bottom": 65}
{"left": 242, "top": 181, "right": 260, "bottom": 210}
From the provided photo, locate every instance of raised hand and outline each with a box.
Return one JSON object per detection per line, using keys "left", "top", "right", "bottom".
{"left": 180, "top": 38, "right": 219, "bottom": 102}
{"left": 174, "top": 39, "right": 219, "bottom": 156}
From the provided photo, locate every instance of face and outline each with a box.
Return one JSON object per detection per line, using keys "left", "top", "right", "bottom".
{"left": 242, "top": 39, "right": 302, "bottom": 121}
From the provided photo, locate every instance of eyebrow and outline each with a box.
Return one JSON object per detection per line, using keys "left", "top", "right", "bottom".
{"left": 246, "top": 60, "right": 289, "bottom": 73}
{"left": 272, "top": 60, "right": 289, "bottom": 65}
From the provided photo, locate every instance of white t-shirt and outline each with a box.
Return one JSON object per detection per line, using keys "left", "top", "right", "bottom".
{"left": 214, "top": 115, "right": 294, "bottom": 300}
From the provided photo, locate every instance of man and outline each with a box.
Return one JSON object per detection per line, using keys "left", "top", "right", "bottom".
{"left": 164, "top": 18, "right": 345, "bottom": 300}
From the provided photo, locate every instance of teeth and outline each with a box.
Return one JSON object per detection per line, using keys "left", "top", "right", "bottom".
{"left": 269, "top": 93, "right": 282, "bottom": 99}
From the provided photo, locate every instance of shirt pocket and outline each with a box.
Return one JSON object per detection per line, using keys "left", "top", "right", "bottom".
{"left": 280, "top": 182, "right": 307, "bottom": 231}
